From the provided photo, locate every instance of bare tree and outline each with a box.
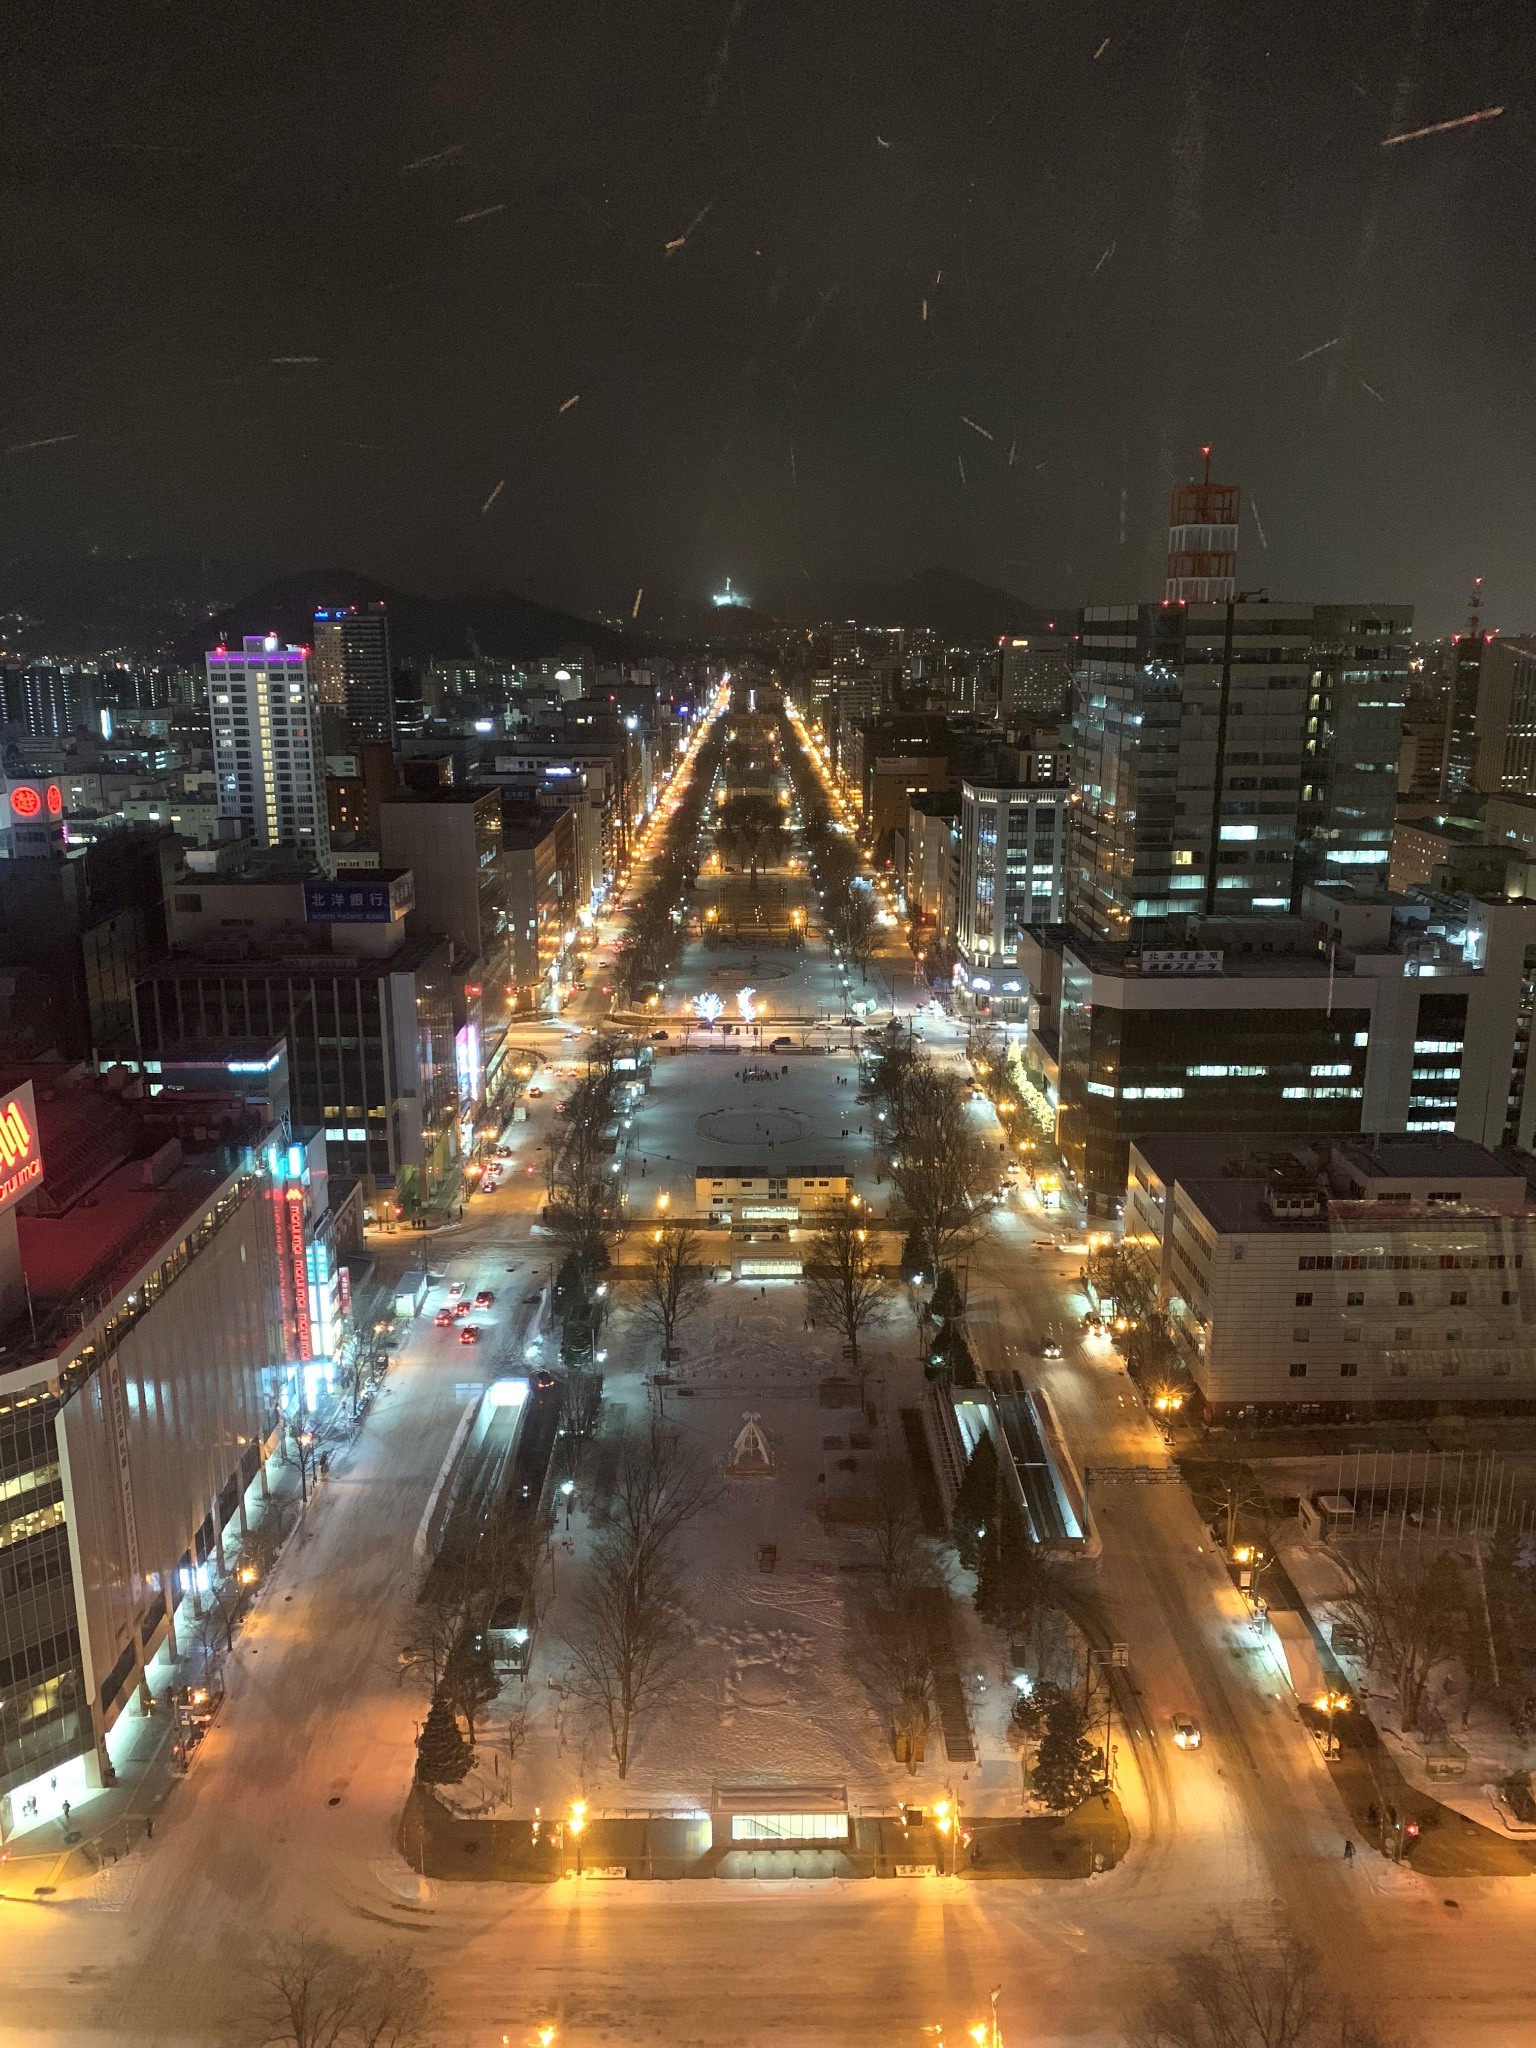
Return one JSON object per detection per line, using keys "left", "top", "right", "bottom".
{"left": 238, "top": 1498, "right": 294, "bottom": 1587}
{"left": 595, "top": 1416, "right": 720, "bottom": 1591}
{"left": 399, "top": 1574, "right": 468, "bottom": 1696}
{"left": 561, "top": 1364, "right": 604, "bottom": 1448}
{"left": 565, "top": 1418, "right": 720, "bottom": 1777}
{"left": 867, "top": 1461, "right": 932, "bottom": 1604}
{"left": 1335, "top": 1548, "right": 1467, "bottom": 1730}
{"left": 849, "top": 1592, "right": 936, "bottom": 1774}
{"left": 505, "top": 1699, "right": 532, "bottom": 1762}
{"left": 833, "top": 888, "right": 879, "bottom": 981}
{"left": 889, "top": 1063, "right": 996, "bottom": 1275}
{"left": 350, "top": 1951, "right": 434, "bottom": 2048}
{"left": 567, "top": 1530, "right": 689, "bottom": 1778}
{"left": 286, "top": 1413, "right": 321, "bottom": 1505}
{"left": 805, "top": 1210, "right": 888, "bottom": 1384}
{"left": 634, "top": 1221, "right": 708, "bottom": 1363}
{"left": 1127, "top": 1920, "right": 1410, "bottom": 2048}
{"left": 247, "top": 1930, "right": 433, "bottom": 2048}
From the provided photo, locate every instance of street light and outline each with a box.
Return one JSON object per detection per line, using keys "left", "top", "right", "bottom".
{"left": 1315, "top": 1688, "right": 1350, "bottom": 1758}
{"left": 568, "top": 1798, "right": 587, "bottom": 1875}
{"left": 561, "top": 1478, "right": 575, "bottom": 1528}
{"left": 933, "top": 1791, "right": 959, "bottom": 1875}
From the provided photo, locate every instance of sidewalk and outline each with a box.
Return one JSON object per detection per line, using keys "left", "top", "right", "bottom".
{"left": 0, "top": 1377, "right": 361, "bottom": 1900}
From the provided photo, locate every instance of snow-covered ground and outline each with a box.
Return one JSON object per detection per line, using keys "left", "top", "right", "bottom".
{"left": 440, "top": 1275, "right": 1042, "bottom": 1822}
{"left": 1284, "top": 1535, "right": 1536, "bottom": 1835}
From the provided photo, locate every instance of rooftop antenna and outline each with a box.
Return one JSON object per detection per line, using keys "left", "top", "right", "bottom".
{"left": 1200, "top": 443, "right": 1212, "bottom": 484}
{"left": 1467, "top": 574, "right": 1485, "bottom": 638}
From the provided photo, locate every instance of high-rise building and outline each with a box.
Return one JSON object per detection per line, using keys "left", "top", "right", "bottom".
{"left": 1439, "top": 578, "right": 1491, "bottom": 800}
{"left": 989, "top": 634, "right": 1077, "bottom": 727}
{"left": 954, "top": 779, "right": 1069, "bottom": 988}
{"left": 313, "top": 604, "right": 393, "bottom": 747}
{"left": 1071, "top": 599, "right": 1410, "bottom": 941}
{"left": 1462, "top": 635, "right": 1536, "bottom": 796}
{"left": 207, "top": 635, "right": 331, "bottom": 872}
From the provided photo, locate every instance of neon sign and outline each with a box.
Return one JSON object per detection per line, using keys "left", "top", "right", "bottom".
{"left": 9, "top": 787, "right": 41, "bottom": 817}
{"left": 0, "top": 1084, "right": 44, "bottom": 1217}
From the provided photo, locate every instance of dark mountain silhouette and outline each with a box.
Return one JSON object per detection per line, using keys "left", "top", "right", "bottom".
{"left": 765, "top": 565, "right": 1061, "bottom": 640}
{"left": 187, "top": 569, "right": 655, "bottom": 665}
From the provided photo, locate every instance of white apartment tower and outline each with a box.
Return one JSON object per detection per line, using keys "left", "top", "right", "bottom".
{"left": 207, "top": 634, "right": 331, "bottom": 872}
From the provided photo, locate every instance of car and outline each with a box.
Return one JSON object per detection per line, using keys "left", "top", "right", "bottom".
{"left": 453, "top": 1301, "right": 472, "bottom": 1320}
{"left": 448, "top": 1281, "right": 466, "bottom": 1299}
{"left": 458, "top": 1325, "right": 481, "bottom": 1345}
{"left": 474, "top": 1290, "right": 495, "bottom": 1308}
{"left": 1042, "top": 1340, "right": 1063, "bottom": 1360}
{"left": 433, "top": 1308, "right": 455, "bottom": 1328}
{"left": 1172, "top": 1714, "right": 1202, "bottom": 1750}
{"left": 651, "top": 1029, "right": 669, "bottom": 1041}
{"left": 493, "top": 1145, "right": 513, "bottom": 1159}
{"left": 769, "top": 1035, "right": 793, "bottom": 1051}
{"left": 526, "top": 1085, "right": 543, "bottom": 1098}
{"left": 532, "top": 1368, "right": 557, "bottom": 1390}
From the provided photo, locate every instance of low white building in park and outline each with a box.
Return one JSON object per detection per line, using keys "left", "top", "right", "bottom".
{"left": 1127, "top": 1133, "right": 1535, "bottom": 1420}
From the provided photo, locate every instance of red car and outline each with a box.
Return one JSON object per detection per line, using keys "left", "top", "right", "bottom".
{"left": 459, "top": 1325, "right": 481, "bottom": 1345}
{"left": 453, "top": 1301, "right": 472, "bottom": 1320}
{"left": 433, "top": 1308, "right": 454, "bottom": 1328}
{"left": 474, "top": 1290, "right": 495, "bottom": 1309}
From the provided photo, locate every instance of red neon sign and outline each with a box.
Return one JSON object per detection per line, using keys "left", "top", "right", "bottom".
{"left": 46, "top": 784, "right": 62, "bottom": 815}
{"left": 9, "top": 786, "right": 41, "bottom": 818}
{"left": 0, "top": 1086, "right": 43, "bottom": 1217}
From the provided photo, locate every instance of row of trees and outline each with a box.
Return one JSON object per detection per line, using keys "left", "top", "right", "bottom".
{"left": 952, "top": 1431, "right": 1100, "bottom": 1807}
{"left": 863, "top": 1024, "right": 999, "bottom": 1279}
{"left": 612, "top": 725, "right": 725, "bottom": 1004}
{"left": 566, "top": 1417, "right": 720, "bottom": 1777}
{"left": 714, "top": 791, "right": 786, "bottom": 878}
{"left": 407, "top": 1490, "right": 540, "bottom": 1786}
{"left": 786, "top": 737, "right": 881, "bottom": 981}
{"left": 545, "top": 1059, "right": 623, "bottom": 1279}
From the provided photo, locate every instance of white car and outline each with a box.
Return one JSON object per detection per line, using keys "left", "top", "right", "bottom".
{"left": 1172, "top": 1714, "right": 1202, "bottom": 1750}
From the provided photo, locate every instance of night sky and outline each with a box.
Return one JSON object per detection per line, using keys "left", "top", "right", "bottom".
{"left": 3, "top": 0, "right": 1533, "bottom": 631}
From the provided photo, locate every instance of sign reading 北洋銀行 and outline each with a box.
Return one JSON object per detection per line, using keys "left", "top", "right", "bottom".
{"left": 0, "top": 1082, "right": 44, "bottom": 1217}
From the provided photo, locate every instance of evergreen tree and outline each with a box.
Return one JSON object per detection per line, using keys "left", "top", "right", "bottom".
{"left": 928, "top": 1268, "right": 963, "bottom": 1323}
{"left": 444, "top": 1635, "right": 501, "bottom": 1750}
{"left": 953, "top": 1432, "right": 1000, "bottom": 1570}
{"left": 975, "top": 1491, "right": 1033, "bottom": 1628}
{"left": 416, "top": 1692, "right": 472, "bottom": 1785}
{"left": 1031, "top": 1689, "right": 1099, "bottom": 1811}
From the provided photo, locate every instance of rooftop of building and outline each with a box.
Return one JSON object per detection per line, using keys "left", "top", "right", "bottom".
{"left": 501, "top": 808, "right": 573, "bottom": 850}
{"left": 1333, "top": 1135, "right": 1524, "bottom": 1187}
{"left": 379, "top": 784, "right": 499, "bottom": 807}
{"left": 907, "top": 790, "right": 961, "bottom": 820}
{"left": 0, "top": 1061, "right": 275, "bottom": 1381}
{"left": 150, "top": 928, "right": 450, "bottom": 977}
{"left": 1174, "top": 1171, "right": 1530, "bottom": 1237}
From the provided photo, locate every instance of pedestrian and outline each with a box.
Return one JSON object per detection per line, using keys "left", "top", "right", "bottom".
{"left": 1343, "top": 1838, "right": 1354, "bottom": 1862}
{"left": 147, "top": 1817, "right": 154, "bottom": 1839}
